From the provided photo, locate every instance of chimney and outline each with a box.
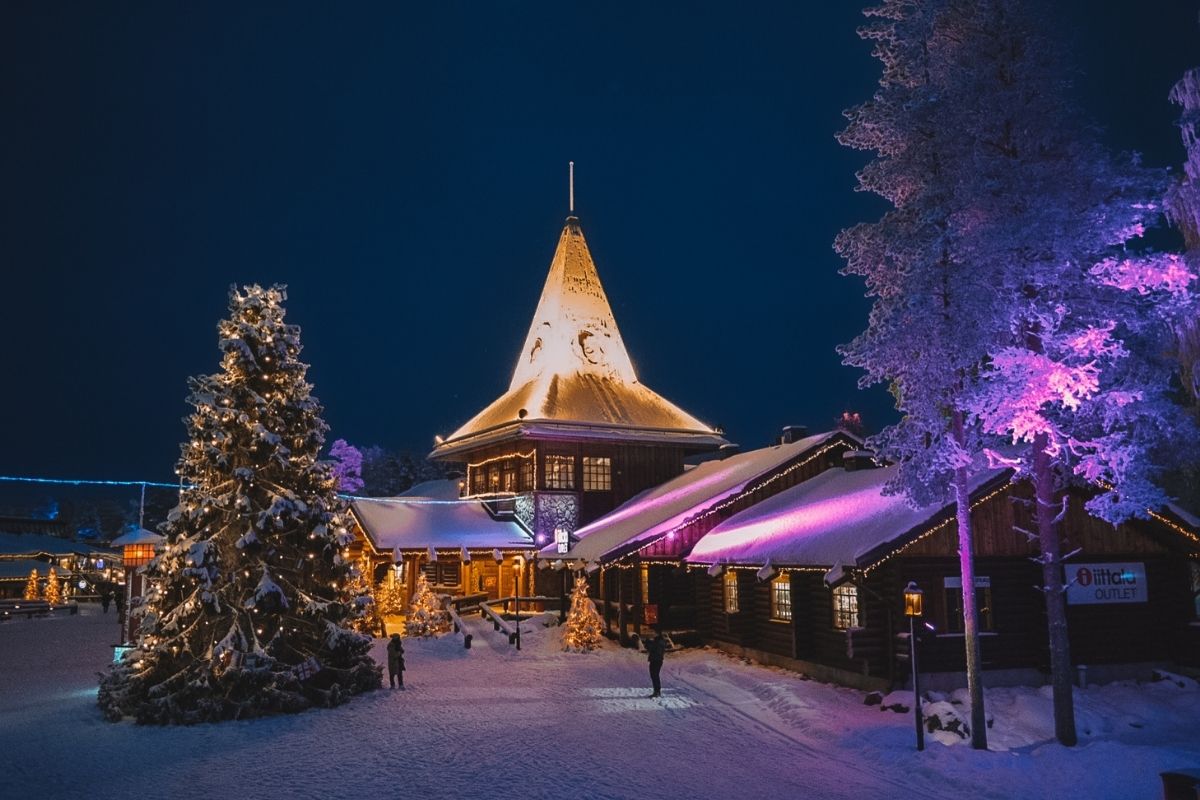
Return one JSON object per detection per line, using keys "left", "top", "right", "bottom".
{"left": 780, "top": 425, "right": 809, "bottom": 445}
{"left": 842, "top": 450, "right": 878, "bottom": 471}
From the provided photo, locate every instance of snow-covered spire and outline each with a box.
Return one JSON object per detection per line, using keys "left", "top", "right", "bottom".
{"left": 436, "top": 211, "right": 721, "bottom": 452}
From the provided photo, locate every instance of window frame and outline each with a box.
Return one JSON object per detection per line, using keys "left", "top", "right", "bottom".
{"left": 544, "top": 454, "right": 576, "bottom": 490}
{"left": 582, "top": 456, "right": 612, "bottom": 492}
{"left": 770, "top": 574, "right": 792, "bottom": 621}
{"left": 832, "top": 584, "right": 860, "bottom": 630}
{"left": 723, "top": 570, "right": 740, "bottom": 614}
{"left": 943, "top": 575, "right": 993, "bottom": 633}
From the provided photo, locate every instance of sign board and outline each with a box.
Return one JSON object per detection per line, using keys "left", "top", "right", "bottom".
{"left": 943, "top": 576, "right": 991, "bottom": 589}
{"left": 1066, "top": 562, "right": 1147, "bottom": 605}
{"left": 644, "top": 604, "right": 658, "bottom": 625}
{"left": 555, "top": 527, "right": 570, "bottom": 555}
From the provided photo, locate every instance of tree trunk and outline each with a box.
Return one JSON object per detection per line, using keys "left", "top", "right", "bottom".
{"left": 952, "top": 411, "right": 988, "bottom": 750}
{"left": 1033, "top": 433, "right": 1078, "bottom": 746}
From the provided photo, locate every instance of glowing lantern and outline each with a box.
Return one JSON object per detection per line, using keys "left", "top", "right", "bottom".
{"left": 903, "top": 581, "right": 924, "bottom": 617}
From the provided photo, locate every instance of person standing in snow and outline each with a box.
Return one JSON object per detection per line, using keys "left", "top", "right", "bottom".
{"left": 646, "top": 632, "right": 667, "bottom": 697}
{"left": 100, "top": 589, "right": 111, "bottom": 614}
{"left": 114, "top": 589, "right": 125, "bottom": 620}
{"left": 386, "top": 633, "right": 405, "bottom": 689}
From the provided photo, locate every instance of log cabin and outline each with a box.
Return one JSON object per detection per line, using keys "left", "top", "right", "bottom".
{"left": 682, "top": 458, "right": 1200, "bottom": 690}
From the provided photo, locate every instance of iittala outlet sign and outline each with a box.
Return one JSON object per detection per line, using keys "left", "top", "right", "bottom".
{"left": 1065, "top": 562, "right": 1147, "bottom": 605}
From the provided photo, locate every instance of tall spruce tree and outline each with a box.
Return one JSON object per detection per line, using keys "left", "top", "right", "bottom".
{"left": 98, "top": 284, "right": 380, "bottom": 724}
{"left": 837, "top": 0, "right": 1001, "bottom": 749}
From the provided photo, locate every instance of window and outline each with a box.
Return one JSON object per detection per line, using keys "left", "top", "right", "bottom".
{"left": 519, "top": 458, "right": 535, "bottom": 491}
{"left": 487, "top": 466, "right": 500, "bottom": 493}
{"left": 640, "top": 564, "right": 650, "bottom": 605}
{"left": 501, "top": 460, "right": 517, "bottom": 493}
{"left": 832, "top": 584, "right": 860, "bottom": 630}
{"left": 943, "top": 576, "right": 993, "bottom": 633}
{"left": 424, "top": 561, "right": 461, "bottom": 588}
{"left": 583, "top": 456, "right": 612, "bottom": 491}
{"left": 723, "top": 570, "right": 739, "bottom": 613}
{"left": 545, "top": 455, "right": 576, "bottom": 490}
{"left": 471, "top": 469, "right": 486, "bottom": 495}
{"left": 771, "top": 575, "right": 792, "bottom": 621}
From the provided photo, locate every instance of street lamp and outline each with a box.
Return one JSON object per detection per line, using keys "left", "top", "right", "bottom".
{"left": 904, "top": 581, "right": 925, "bottom": 752}
{"left": 512, "top": 556, "right": 523, "bottom": 651}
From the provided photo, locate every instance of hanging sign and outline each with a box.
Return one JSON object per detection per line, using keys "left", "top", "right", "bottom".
{"left": 555, "top": 527, "right": 570, "bottom": 555}
{"left": 1065, "top": 562, "right": 1147, "bottom": 605}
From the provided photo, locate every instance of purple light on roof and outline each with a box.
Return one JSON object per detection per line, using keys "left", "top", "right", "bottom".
{"left": 535, "top": 534, "right": 546, "bottom": 544}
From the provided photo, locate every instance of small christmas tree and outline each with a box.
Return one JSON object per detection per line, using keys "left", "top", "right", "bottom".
{"left": 343, "top": 559, "right": 378, "bottom": 634}
{"left": 374, "top": 576, "right": 405, "bottom": 617}
{"left": 43, "top": 567, "right": 63, "bottom": 605}
{"left": 23, "top": 569, "right": 39, "bottom": 601}
{"left": 405, "top": 572, "right": 449, "bottom": 637}
{"left": 562, "top": 576, "right": 603, "bottom": 652}
{"left": 97, "top": 284, "right": 380, "bottom": 724}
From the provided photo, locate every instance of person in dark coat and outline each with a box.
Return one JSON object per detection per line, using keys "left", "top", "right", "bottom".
{"left": 100, "top": 590, "right": 111, "bottom": 614}
{"left": 113, "top": 589, "right": 126, "bottom": 618}
{"left": 386, "top": 633, "right": 405, "bottom": 688}
{"left": 646, "top": 632, "right": 668, "bottom": 697}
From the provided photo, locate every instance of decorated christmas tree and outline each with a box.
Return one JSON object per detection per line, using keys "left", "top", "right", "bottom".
{"left": 405, "top": 572, "right": 449, "bottom": 637}
{"left": 374, "top": 575, "right": 405, "bottom": 617}
{"left": 562, "top": 576, "right": 603, "bottom": 652}
{"left": 343, "top": 559, "right": 379, "bottom": 635}
{"left": 23, "top": 569, "right": 39, "bottom": 601}
{"left": 97, "top": 284, "right": 380, "bottom": 724}
{"left": 43, "top": 567, "right": 62, "bottom": 605}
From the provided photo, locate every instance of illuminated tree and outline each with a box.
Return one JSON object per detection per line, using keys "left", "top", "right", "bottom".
{"left": 43, "top": 567, "right": 62, "bottom": 605}
{"left": 405, "top": 572, "right": 449, "bottom": 637}
{"left": 97, "top": 284, "right": 380, "bottom": 724}
{"left": 374, "top": 576, "right": 405, "bottom": 617}
{"left": 329, "top": 439, "right": 365, "bottom": 494}
{"left": 562, "top": 576, "right": 603, "bottom": 652}
{"left": 343, "top": 559, "right": 379, "bottom": 635}
{"left": 23, "top": 569, "right": 39, "bottom": 601}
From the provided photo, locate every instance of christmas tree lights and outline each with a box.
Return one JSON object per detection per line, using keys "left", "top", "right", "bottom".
{"left": 404, "top": 572, "right": 449, "bottom": 637}
{"left": 23, "top": 568, "right": 39, "bottom": 601}
{"left": 562, "top": 576, "right": 603, "bottom": 652}
{"left": 43, "top": 567, "right": 62, "bottom": 605}
{"left": 97, "top": 284, "right": 380, "bottom": 724}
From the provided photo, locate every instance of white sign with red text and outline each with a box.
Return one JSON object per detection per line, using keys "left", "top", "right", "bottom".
{"left": 1065, "top": 562, "right": 1147, "bottom": 605}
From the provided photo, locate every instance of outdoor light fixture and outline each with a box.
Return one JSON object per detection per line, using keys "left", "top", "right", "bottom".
{"left": 903, "top": 581, "right": 925, "bottom": 752}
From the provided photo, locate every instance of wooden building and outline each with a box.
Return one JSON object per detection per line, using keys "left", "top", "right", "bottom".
{"left": 543, "top": 429, "right": 861, "bottom": 644}
{"left": 681, "top": 460, "right": 1200, "bottom": 690}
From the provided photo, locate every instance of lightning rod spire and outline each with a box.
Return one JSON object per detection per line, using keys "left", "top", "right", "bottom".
{"left": 569, "top": 161, "right": 575, "bottom": 215}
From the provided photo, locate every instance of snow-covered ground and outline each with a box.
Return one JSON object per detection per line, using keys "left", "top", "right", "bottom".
{"left": 2, "top": 607, "right": 1198, "bottom": 800}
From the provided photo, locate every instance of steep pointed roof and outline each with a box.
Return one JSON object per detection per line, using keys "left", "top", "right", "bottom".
{"left": 433, "top": 216, "right": 725, "bottom": 458}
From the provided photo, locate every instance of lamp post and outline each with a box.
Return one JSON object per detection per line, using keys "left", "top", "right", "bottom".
{"left": 512, "top": 556, "right": 523, "bottom": 651}
{"left": 904, "top": 581, "right": 925, "bottom": 751}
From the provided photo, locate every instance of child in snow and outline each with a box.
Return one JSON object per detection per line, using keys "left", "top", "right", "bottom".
{"left": 646, "top": 632, "right": 668, "bottom": 697}
{"left": 386, "top": 633, "right": 405, "bottom": 688}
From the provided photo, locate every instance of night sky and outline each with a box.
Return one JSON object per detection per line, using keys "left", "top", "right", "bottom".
{"left": 1, "top": 1, "right": 1196, "bottom": 483}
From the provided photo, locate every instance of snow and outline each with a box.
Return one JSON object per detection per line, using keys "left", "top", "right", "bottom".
{"left": 349, "top": 497, "right": 532, "bottom": 552}
{"left": 686, "top": 465, "right": 1007, "bottom": 569}
{"left": 109, "top": 528, "right": 165, "bottom": 548}
{"left": 398, "top": 478, "right": 462, "bottom": 500}
{"left": 1168, "top": 502, "right": 1200, "bottom": 529}
{"left": 435, "top": 218, "right": 723, "bottom": 456}
{"left": 549, "top": 432, "right": 849, "bottom": 563}
{"left": 3, "top": 607, "right": 1199, "bottom": 799}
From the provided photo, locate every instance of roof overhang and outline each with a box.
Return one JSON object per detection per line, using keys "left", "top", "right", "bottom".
{"left": 430, "top": 418, "right": 729, "bottom": 460}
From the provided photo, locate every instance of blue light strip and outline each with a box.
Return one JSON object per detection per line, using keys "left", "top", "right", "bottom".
{"left": 0, "top": 475, "right": 181, "bottom": 489}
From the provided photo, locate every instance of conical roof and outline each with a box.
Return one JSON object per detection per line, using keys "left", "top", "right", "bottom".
{"left": 433, "top": 217, "right": 724, "bottom": 457}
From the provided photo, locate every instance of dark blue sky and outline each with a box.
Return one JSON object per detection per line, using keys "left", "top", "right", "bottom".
{"left": 1, "top": 1, "right": 1196, "bottom": 481}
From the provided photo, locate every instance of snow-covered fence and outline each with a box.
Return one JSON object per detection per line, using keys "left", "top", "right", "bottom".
{"left": 478, "top": 601, "right": 516, "bottom": 640}
{"left": 445, "top": 605, "right": 473, "bottom": 649}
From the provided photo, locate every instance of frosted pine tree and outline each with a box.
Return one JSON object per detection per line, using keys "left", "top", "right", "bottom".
{"left": 1168, "top": 67, "right": 1200, "bottom": 413}
{"left": 43, "top": 567, "right": 62, "bottom": 605}
{"left": 329, "top": 439, "right": 365, "bottom": 494}
{"left": 836, "top": 0, "right": 1000, "bottom": 749}
{"left": 562, "top": 576, "right": 603, "bottom": 652}
{"left": 97, "top": 284, "right": 380, "bottom": 724}
{"left": 405, "top": 572, "right": 449, "bottom": 637}
{"left": 945, "top": 1, "right": 1197, "bottom": 746}
{"left": 23, "top": 569, "right": 39, "bottom": 601}
{"left": 343, "top": 559, "right": 379, "bottom": 635}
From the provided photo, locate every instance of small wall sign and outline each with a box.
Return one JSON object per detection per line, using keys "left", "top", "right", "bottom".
{"left": 1065, "top": 562, "right": 1147, "bottom": 605}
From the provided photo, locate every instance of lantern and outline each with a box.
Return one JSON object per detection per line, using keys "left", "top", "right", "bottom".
{"left": 903, "top": 581, "right": 924, "bottom": 617}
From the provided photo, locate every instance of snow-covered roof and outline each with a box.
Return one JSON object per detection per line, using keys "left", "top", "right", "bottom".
{"left": 0, "top": 559, "right": 54, "bottom": 580}
{"left": 350, "top": 497, "right": 534, "bottom": 553}
{"left": 686, "top": 465, "right": 1009, "bottom": 570}
{"left": 433, "top": 217, "right": 726, "bottom": 458}
{"left": 543, "top": 431, "right": 855, "bottom": 563}
{"left": 0, "top": 532, "right": 114, "bottom": 557}
{"left": 398, "top": 479, "right": 463, "bottom": 500}
{"left": 109, "top": 528, "right": 165, "bottom": 548}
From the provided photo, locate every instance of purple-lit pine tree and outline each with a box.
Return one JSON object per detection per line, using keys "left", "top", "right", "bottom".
{"left": 98, "top": 284, "right": 380, "bottom": 724}
{"left": 329, "top": 438, "right": 365, "bottom": 494}
{"left": 837, "top": 0, "right": 999, "bottom": 750}
{"left": 1167, "top": 68, "right": 1200, "bottom": 414}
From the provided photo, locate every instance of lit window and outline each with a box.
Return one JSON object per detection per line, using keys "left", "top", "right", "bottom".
{"left": 640, "top": 564, "right": 649, "bottom": 605}
{"left": 545, "top": 455, "right": 575, "bottom": 490}
{"left": 723, "top": 570, "right": 739, "bottom": 614}
{"left": 488, "top": 466, "right": 500, "bottom": 493}
{"left": 832, "top": 584, "right": 860, "bottom": 630}
{"left": 471, "top": 469, "right": 486, "bottom": 495}
{"left": 501, "top": 460, "right": 517, "bottom": 492}
{"left": 943, "top": 576, "right": 993, "bottom": 633}
{"left": 583, "top": 456, "right": 612, "bottom": 491}
{"left": 519, "top": 458, "right": 535, "bottom": 491}
{"left": 771, "top": 574, "right": 792, "bottom": 621}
